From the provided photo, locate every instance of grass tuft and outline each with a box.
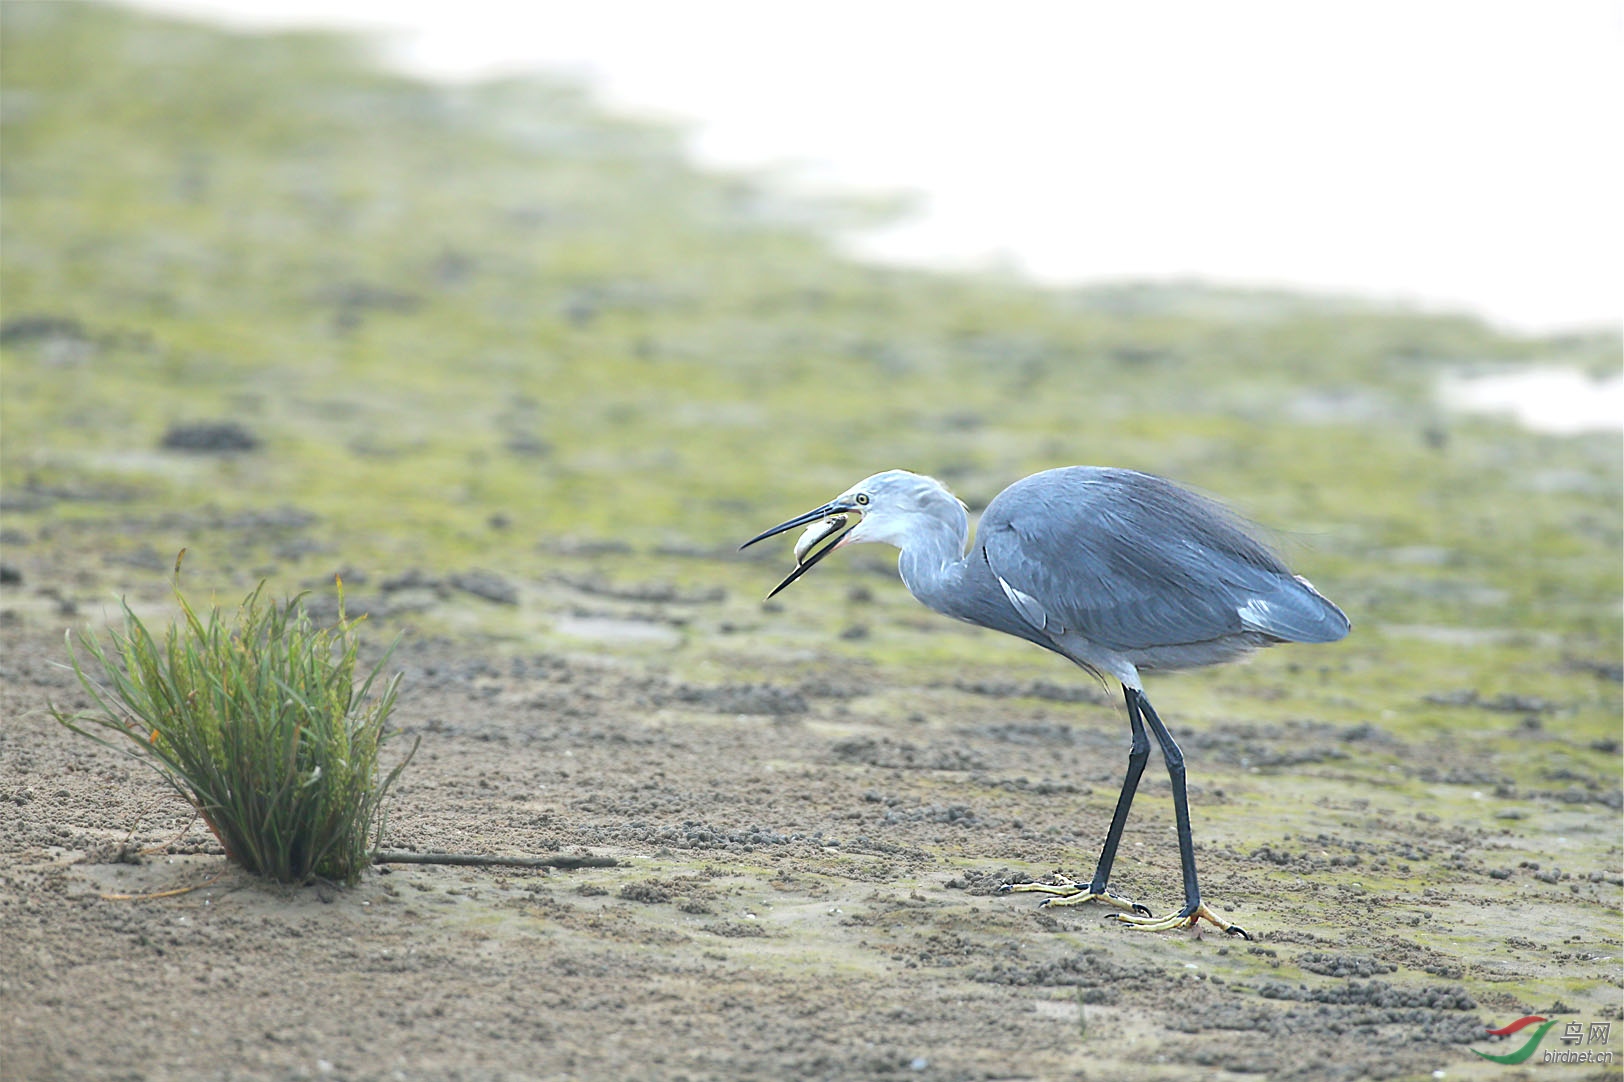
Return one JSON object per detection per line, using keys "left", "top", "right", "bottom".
{"left": 51, "top": 572, "right": 415, "bottom": 885}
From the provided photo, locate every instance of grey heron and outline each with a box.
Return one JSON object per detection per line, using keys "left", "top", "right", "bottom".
{"left": 741, "top": 467, "right": 1349, "bottom": 938}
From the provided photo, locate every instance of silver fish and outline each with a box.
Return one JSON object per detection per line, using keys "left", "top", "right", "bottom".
{"left": 794, "top": 514, "right": 849, "bottom": 566}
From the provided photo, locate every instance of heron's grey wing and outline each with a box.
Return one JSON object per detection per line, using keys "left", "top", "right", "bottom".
{"left": 980, "top": 469, "right": 1346, "bottom": 650}
{"left": 1235, "top": 574, "right": 1350, "bottom": 644}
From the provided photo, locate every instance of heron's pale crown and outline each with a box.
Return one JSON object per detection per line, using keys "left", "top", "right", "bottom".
{"left": 840, "top": 470, "right": 968, "bottom": 548}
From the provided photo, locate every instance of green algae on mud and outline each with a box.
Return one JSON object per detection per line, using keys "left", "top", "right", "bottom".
{"left": 2, "top": 6, "right": 1618, "bottom": 616}
{"left": 1, "top": 5, "right": 1620, "bottom": 1082}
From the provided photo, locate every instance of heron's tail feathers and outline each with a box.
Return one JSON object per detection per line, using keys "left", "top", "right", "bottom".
{"left": 1238, "top": 575, "right": 1350, "bottom": 644}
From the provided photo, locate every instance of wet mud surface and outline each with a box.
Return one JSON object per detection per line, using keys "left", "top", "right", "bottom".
{"left": 4, "top": 614, "right": 1619, "bottom": 1082}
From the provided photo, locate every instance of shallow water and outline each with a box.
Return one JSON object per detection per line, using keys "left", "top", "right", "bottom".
{"left": 1439, "top": 366, "right": 1622, "bottom": 435}
{"left": 126, "top": 0, "right": 1622, "bottom": 335}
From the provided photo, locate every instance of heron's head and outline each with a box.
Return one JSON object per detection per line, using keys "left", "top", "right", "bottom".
{"left": 739, "top": 470, "right": 967, "bottom": 598}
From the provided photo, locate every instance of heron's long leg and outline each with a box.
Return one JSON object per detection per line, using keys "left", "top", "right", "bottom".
{"left": 1106, "top": 690, "right": 1251, "bottom": 939}
{"left": 1088, "top": 686, "right": 1151, "bottom": 889}
{"left": 1001, "top": 687, "right": 1153, "bottom": 918}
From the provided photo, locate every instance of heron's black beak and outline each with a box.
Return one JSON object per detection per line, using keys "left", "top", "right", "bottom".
{"left": 739, "top": 501, "right": 858, "bottom": 599}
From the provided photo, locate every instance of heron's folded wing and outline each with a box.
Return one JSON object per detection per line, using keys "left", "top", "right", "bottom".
{"left": 1236, "top": 575, "right": 1350, "bottom": 644}
{"left": 979, "top": 473, "right": 1307, "bottom": 652}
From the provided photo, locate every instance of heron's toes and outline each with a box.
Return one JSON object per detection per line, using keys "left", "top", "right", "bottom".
{"left": 1003, "top": 877, "right": 1150, "bottom": 917}
{"left": 1000, "top": 872, "right": 1083, "bottom": 899}
{"left": 1046, "top": 888, "right": 1151, "bottom": 917}
{"left": 1106, "top": 901, "right": 1250, "bottom": 939}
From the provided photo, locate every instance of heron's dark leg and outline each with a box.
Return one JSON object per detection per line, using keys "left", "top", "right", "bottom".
{"left": 1106, "top": 690, "right": 1251, "bottom": 939}
{"left": 1000, "top": 687, "right": 1154, "bottom": 918}
{"left": 1087, "top": 686, "right": 1152, "bottom": 890}
{"left": 1140, "top": 691, "right": 1201, "bottom": 907}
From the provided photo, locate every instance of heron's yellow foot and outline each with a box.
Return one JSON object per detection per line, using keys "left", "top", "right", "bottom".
{"left": 1106, "top": 901, "right": 1251, "bottom": 939}
{"left": 999, "top": 874, "right": 1152, "bottom": 917}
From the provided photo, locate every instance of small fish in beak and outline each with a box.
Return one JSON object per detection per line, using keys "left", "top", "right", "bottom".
{"left": 794, "top": 513, "right": 849, "bottom": 566}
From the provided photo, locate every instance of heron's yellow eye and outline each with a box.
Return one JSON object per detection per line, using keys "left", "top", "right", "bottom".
{"left": 855, "top": 493, "right": 870, "bottom": 505}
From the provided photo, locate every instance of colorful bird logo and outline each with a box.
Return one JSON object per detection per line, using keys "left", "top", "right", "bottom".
{"left": 1473, "top": 1016, "right": 1558, "bottom": 1064}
